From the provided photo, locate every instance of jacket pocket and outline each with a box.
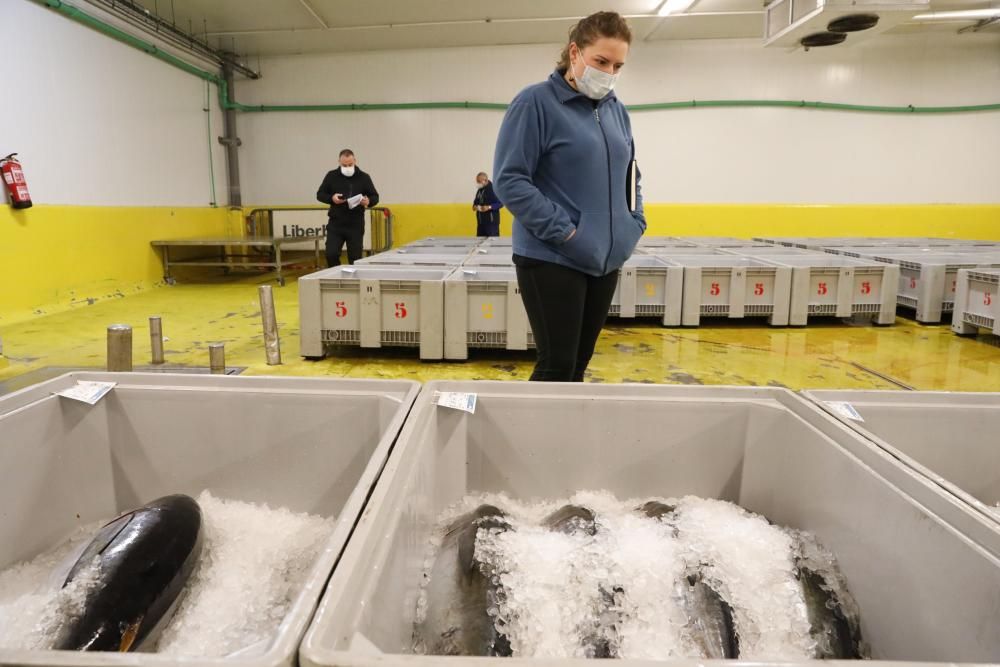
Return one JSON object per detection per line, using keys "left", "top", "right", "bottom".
{"left": 607, "top": 211, "right": 644, "bottom": 271}
{"left": 555, "top": 211, "right": 605, "bottom": 274}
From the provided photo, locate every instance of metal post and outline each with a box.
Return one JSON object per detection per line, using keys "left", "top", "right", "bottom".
{"left": 107, "top": 324, "right": 133, "bottom": 372}
{"left": 149, "top": 316, "right": 165, "bottom": 365}
{"left": 209, "top": 343, "right": 226, "bottom": 374}
{"left": 220, "top": 61, "right": 242, "bottom": 208}
{"left": 258, "top": 285, "right": 282, "bottom": 365}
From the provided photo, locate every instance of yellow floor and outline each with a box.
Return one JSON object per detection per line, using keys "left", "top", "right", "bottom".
{"left": 2, "top": 269, "right": 1000, "bottom": 392}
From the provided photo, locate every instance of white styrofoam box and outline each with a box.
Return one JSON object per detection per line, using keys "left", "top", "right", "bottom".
{"left": 298, "top": 265, "right": 454, "bottom": 360}
{"left": 952, "top": 268, "right": 1000, "bottom": 336}
{"left": 763, "top": 255, "right": 900, "bottom": 326}
{"left": 609, "top": 255, "right": 684, "bottom": 325}
{"left": 300, "top": 382, "right": 1000, "bottom": 667}
{"left": 668, "top": 255, "right": 792, "bottom": 326}
{"left": 804, "top": 389, "right": 1000, "bottom": 537}
{"left": 443, "top": 268, "right": 532, "bottom": 360}
{"left": 0, "top": 372, "right": 419, "bottom": 667}
{"left": 868, "top": 253, "right": 1000, "bottom": 323}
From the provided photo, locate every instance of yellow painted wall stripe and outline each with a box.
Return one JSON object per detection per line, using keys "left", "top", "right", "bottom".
{"left": 2, "top": 203, "right": 998, "bottom": 325}
{"left": 0, "top": 205, "right": 234, "bottom": 324}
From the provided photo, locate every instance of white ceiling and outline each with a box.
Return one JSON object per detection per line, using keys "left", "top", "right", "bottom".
{"left": 129, "top": 0, "right": 1000, "bottom": 57}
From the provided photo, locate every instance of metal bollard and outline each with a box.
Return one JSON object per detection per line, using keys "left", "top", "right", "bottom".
{"left": 258, "top": 285, "right": 282, "bottom": 365}
{"left": 209, "top": 343, "right": 226, "bottom": 374}
{"left": 149, "top": 316, "right": 165, "bottom": 365}
{"left": 107, "top": 324, "right": 133, "bottom": 372}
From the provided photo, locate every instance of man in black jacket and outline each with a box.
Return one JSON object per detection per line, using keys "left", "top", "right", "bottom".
{"left": 316, "top": 149, "right": 380, "bottom": 266}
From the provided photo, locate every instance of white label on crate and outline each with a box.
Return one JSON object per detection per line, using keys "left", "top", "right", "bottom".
{"left": 54, "top": 381, "right": 116, "bottom": 405}
{"left": 826, "top": 401, "right": 864, "bottom": 422}
{"left": 342, "top": 267, "right": 357, "bottom": 274}
{"left": 434, "top": 391, "right": 477, "bottom": 414}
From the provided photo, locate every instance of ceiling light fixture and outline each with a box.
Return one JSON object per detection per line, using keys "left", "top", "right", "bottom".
{"left": 912, "top": 8, "right": 1000, "bottom": 20}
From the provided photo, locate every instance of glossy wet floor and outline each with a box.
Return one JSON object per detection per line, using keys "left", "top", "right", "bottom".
{"left": 2, "top": 272, "right": 999, "bottom": 392}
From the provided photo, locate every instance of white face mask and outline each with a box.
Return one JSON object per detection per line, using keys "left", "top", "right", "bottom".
{"left": 341, "top": 165, "right": 356, "bottom": 177}
{"left": 573, "top": 50, "right": 619, "bottom": 100}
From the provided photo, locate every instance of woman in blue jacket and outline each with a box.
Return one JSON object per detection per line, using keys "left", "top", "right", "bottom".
{"left": 494, "top": 11, "right": 645, "bottom": 382}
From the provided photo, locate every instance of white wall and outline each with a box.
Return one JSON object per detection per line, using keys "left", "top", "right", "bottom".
{"left": 238, "top": 34, "right": 1000, "bottom": 205}
{"left": 1, "top": 0, "right": 226, "bottom": 207}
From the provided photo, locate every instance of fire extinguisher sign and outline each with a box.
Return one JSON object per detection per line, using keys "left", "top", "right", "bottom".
{"left": 1, "top": 153, "right": 33, "bottom": 209}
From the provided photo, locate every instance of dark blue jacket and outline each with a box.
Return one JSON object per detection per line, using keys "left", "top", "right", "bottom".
{"left": 493, "top": 71, "right": 645, "bottom": 277}
{"left": 474, "top": 180, "right": 503, "bottom": 228}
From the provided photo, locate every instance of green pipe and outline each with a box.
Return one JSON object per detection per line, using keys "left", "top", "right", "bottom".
{"left": 34, "top": 0, "right": 1000, "bottom": 116}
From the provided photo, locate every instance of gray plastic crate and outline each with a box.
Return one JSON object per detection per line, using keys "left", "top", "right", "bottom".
{"left": 609, "top": 256, "right": 684, "bottom": 325}
{"left": 866, "top": 253, "right": 1000, "bottom": 323}
{"left": 643, "top": 246, "right": 735, "bottom": 256}
{"left": 391, "top": 245, "right": 472, "bottom": 255}
{"left": 669, "top": 256, "right": 792, "bottom": 326}
{"left": 300, "top": 382, "right": 1000, "bottom": 667}
{"left": 636, "top": 237, "right": 699, "bottom": 248}
{"left": 952, "top": 268, "right": 1000, "bottom": 336}
{"left": 724, "top": 247, "right": 825, "bottom": 256}
{"left": 463, "top": 252, "right": 514, "bottom": 267}
{"left": 0, "top": 371, "right": 419, "bottom": 667}
{"left": 404, "top": 237, "right": 482, "bottom": 247}
{"left": 763, "top": 256, "right": 899, "bottom": 326}
{"left": 356, "top": 251, "right": 467, "bottom": 267}
{"left": 299, "top": 266, "right": 452, "bottom": 360}
{"left": 804, "top": 389, "right": 1000, "bottom": 538}
{"left": 443, "top": 268, "right": 533, "bottom": 360}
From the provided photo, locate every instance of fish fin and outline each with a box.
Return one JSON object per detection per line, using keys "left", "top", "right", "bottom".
{"left": 118, "top": 616, "right": 143, "bottom": 652}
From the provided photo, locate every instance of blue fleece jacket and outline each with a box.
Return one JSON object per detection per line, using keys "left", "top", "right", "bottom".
{"left": 493, "top": 71, "right": 645, "bottom": 277}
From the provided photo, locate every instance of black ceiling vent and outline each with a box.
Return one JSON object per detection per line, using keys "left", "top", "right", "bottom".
{"left": 801, "top": 31, "right": 848, "bottom": 48}
{"left": 829, "top": 14, "right": 881, "bottom": 32}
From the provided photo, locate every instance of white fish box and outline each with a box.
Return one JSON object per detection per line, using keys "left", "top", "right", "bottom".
{"left": 952, "top": 268, "right": 1000, "bottom": 336}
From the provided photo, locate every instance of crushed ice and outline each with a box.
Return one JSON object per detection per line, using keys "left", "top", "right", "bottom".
{"left": 0, "top": 491, "right": 333, "bottom": 655}
{"left": 415, "top": 491, "right": 864, "bottom": 660}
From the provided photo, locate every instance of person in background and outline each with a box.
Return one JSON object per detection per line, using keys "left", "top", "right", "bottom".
{"left": 473, "top": 172, "right": 503, "bottom": 237}
{"left": 493, "top": 11, "right": 644, "bottom": 382}
{"left": 316, "top": 149, "right": 380, "bottom": 266}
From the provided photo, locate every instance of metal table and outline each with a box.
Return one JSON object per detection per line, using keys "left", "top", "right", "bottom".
{"left": 151, "top": 235, "right": 323, "bottom": 286}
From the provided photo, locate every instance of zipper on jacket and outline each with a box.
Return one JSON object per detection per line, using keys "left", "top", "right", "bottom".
{"left": 594, "top": 105, "right": 614, "bottom": 275}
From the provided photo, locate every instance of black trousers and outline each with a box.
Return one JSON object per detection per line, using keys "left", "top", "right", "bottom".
{"left": 326, "top": 224, "right": 363, "bottom": 267}
{"left": 515, "top": 255, "right": 619, "bottom": 382}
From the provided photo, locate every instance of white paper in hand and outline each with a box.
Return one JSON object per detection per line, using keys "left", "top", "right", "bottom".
{"left": 347, "top": 194, "right": 364, "bottom": 210}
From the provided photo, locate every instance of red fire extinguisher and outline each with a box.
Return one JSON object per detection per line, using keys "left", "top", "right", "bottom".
{"left": 1, "top": 153, "right": 33, "bottom": 209}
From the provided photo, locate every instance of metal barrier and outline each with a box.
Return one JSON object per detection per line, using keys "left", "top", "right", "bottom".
{"left": 246, "top": 206, "right": 394, "bottom": 255}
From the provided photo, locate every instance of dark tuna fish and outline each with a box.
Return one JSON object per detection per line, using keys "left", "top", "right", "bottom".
{"left": 53, "top": 494, "right": 203, "bottom": 652}
{"left": 679, "top": 571, "right": 739, "bottom": 659}
{"left": 416, "top": 504, "right": 513, "bottom": 656}
{"left": 789, "top": 529, "right": 867, "bottom": 659}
